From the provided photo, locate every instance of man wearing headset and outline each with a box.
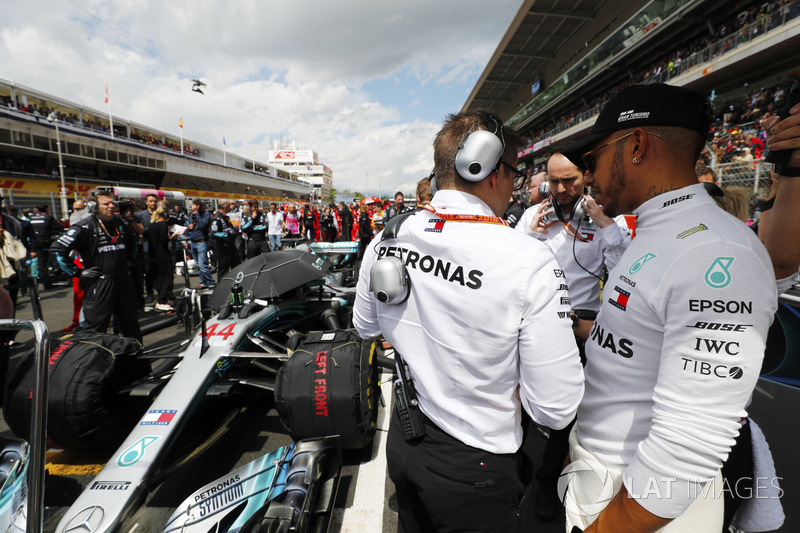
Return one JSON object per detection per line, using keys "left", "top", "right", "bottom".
{"left": 515, "top": 152, "right": 632, "bottom": 522}
{"left": 354, "top": 109, "right": 584, "bottom": 533}
{"left": 517, "top": 153, "right": 632, "bottom": 342}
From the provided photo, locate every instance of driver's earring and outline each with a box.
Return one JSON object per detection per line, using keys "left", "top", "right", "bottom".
{"left": 632, "top": 156, "right": 641, "bottom": 164}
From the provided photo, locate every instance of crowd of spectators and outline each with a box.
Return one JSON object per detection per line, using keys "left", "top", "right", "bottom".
{"left": 525, "top": 0, "right": 799, "bottom": 148}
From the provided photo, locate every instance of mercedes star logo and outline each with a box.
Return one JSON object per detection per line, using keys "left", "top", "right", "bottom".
{"left": 63, "top": 505, "right": 105, "bottom": 533}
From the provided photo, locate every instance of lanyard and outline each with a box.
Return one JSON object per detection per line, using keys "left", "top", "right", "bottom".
{"left": 421, "top": 204, "right": 508, "bottom": 226}
{"left": 98, "top": 218, "right": 120, "bottom": 244}
{"left": 563, "top": 221, "right": 589, "bottom": 243}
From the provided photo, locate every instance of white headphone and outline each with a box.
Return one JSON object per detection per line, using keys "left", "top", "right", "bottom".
{"left": 454, "top": 119, "right": 505, "bottom": 182}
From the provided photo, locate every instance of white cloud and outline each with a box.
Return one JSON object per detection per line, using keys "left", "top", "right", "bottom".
{"left": 1, "top": 0, "right": 522, "bottom": 195}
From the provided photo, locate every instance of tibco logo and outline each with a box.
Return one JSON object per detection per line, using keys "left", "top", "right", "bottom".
{"left": 558, "top": 459, "right": 615, "bottom": 518}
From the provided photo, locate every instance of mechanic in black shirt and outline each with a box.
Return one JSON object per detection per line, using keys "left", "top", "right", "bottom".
{"left": 241, "top": 200, "right": 269, "bottom": 259}
{"left": 30, "top": 203, "right": 65, "bottom": 289}
{"left": 52, "top": 191, "right": 143, "bottom": 341}
{"left": 210, "top": 199, "right": 240, "bottom": 281}
{"left": 383, "top": 191, "right": 412, "bottom": 222}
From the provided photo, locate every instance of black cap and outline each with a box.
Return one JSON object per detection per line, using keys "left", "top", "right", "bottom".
{"left": 563, "top": 84, "right": 712, "bottom": 168}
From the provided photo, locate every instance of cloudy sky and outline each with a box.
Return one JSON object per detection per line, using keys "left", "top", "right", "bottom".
{"left": 1, "top": 0, "right": 523, "bottom": 196}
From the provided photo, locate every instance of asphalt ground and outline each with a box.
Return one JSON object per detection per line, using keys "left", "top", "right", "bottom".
{"left": 0, "top": 271, "right": 564, "bottom": 533}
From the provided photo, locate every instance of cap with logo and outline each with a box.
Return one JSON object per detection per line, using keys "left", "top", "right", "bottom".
{"left": 563, "top": 83, "right": 713, "bottom": 169}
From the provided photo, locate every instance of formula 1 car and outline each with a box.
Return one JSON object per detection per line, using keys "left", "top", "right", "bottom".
{"left": 4, "top": 249, "right": 376, "bottom": 533}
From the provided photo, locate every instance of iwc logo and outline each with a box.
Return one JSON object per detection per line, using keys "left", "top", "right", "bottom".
{"left": 62, "top": 505, "right": 105, "bottom": 532}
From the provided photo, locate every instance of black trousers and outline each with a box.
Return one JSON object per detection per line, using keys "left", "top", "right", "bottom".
{"left": 152, "top": 255, "right": 174, "bottom": 305}
{"left": 246, "top": 239, "right": 270, "bottom": 259}
{"left": 387, "top": 409, "right": 527, "bottom": 533}
{"left": 82, "top": 275, "right": 142, "bottom": 342}
{"left": 214, "top": 241, "right": 240, "bottom": 282}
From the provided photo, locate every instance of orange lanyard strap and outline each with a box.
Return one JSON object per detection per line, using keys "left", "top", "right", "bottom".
{"left": 422, "top": 204, "right": 508, "bottom": 226}
{"left": 98, "top": 219, "right": 120, "bottom": 243}
{"left": 563, "top": 221, "right": 589, "bottom": 243}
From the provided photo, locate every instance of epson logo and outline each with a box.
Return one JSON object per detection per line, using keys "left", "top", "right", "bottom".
{"left": 688, "top": 300, "right": 752, "bottom": 314}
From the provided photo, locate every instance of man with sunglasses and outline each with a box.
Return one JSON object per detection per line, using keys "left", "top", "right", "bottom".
{"left": 559, "top": 84, "right": 789, "bottom": 532}
{"left": 354, "top": 109, "right": 584, "bottom": 533}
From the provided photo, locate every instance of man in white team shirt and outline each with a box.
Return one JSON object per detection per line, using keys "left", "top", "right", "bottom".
{"left": 516, "top": 152, "right": 632, "bottom": 521}
{"left": 559, "top": 83, "right": 792, "bottom": 532}
{"left": 354, "top": 109, "right": 584, "bottom": 533}
{"left": 517, "top": 153, "right": 632, "bottom": 340}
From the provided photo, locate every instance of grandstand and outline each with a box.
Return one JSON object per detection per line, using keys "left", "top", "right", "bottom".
{"left": 0, "top": 78, "right": 329, "bottom": 217}
{"left": 464, "top": 0, "right": 800, "bottom": 196}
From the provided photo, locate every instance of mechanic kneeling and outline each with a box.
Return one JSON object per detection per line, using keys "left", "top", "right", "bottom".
{"left": 52, "top": 190, "right": 143, "bottom": 342}
{"left": 354, "top": 109, "right": 584, "bottom": 533}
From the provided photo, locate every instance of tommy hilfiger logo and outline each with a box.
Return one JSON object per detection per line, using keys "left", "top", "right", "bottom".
{"left": 618, "top": 109, "right": 650, "bottom": 122}
{"left": 425, "top": 218, "right": 445, "bottom": 233}
{"left": 608, "top": 286, "right": 631, "bottom": 311}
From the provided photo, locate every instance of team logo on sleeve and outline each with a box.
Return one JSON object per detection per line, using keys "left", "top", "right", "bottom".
{"left": 704, "top": 257, "right": 734, "bottom": 289}
{"left": 608, "top": 286, "right": 630, "bottom": 311}
{"left": 425, "top": 218, "right": 445, "bottom": 233}
{"left": 628, "top": 253, "right": 656, "bottom": 275}
{"left": 676, "top": 224, "right": 708, "bottom": 239}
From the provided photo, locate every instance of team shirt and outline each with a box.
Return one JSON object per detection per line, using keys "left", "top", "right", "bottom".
{"left": 354, "top": 189, "right": 584, "bottom": 454}
{"left": 576, "top": 184, "right": 778, "bottom": 518}
{"left": 516, "top": 202, "right": 632, "bottom": 311}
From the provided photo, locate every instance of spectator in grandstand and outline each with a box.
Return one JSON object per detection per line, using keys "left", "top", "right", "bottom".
{"left": 30, "top": 203, "right": 65, "bottom": 289}
{"left": 561, "top": 83, "right": 793, "bottom": 532}
{"left": 210, "top": 200, "right": 239, "bottom": 282}
{"left": 695, "top": 165, "right": 718, "bottom": 185}
{"left": 384, "top": 191, "right": 411, "bottom": 222}
{"left": 187, "top": 199, "right": 215, "bottom": 290}
{"left": 266, "top": 202, "right": 287, "bottom": 251}
{"left": 242, "top": 200, "right": 269, "bottom": 258}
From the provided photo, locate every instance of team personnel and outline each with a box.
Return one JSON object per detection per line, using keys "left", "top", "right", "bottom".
{"left": 187, "top": 199, "right": 215, "bottom": 290}
{"left": 210, "top": 199, "right": 240, "bottom": 281}
{"left": 383, "top": 191, "right": 411, "bottom": 222}
{"left": 354, "top": 109, "right": 584, "bottom": 533}
{"left": 30, "top": 203, "right": 64, "bottom": 289}
{"left": 52, "top": 190, "right": 142, "bottom": 341}
{"left": 517, "top": 153, "right": 632, "bottom": 340}
{"left": 515, "top": 152, "right": 631, "bottom": 521}
{"left": 266, "top": 202, "right": 287, "bottom": 251}
{"left": 242, "top": 200, "right": 270, "bottom": 258}
{"left": 560, "top": 84, "right": 786, "bottom": 532}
